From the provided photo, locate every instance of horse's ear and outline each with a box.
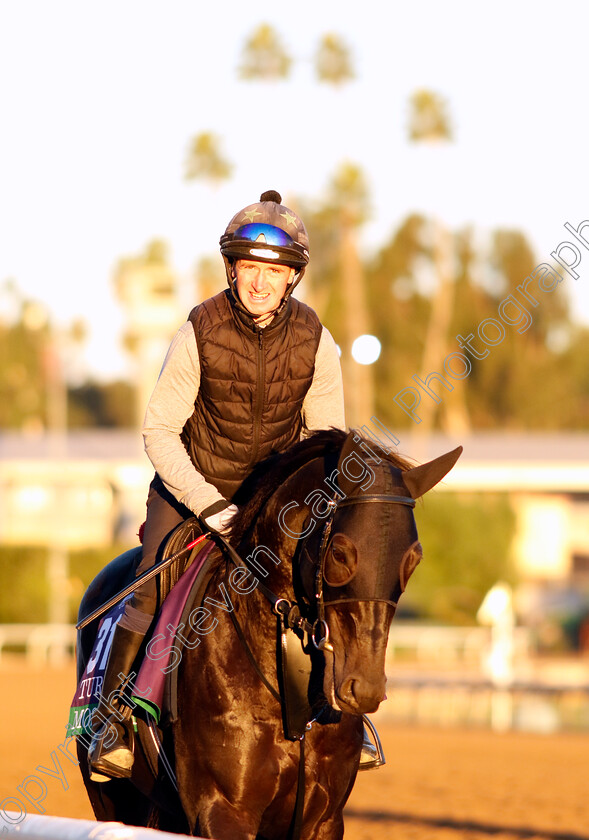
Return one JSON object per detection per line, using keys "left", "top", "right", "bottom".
{"left": 403, "top": 446, "right": 463, "bottom": 500}
{"left": 336, "top": 430, "right": 365, "bottom": 497}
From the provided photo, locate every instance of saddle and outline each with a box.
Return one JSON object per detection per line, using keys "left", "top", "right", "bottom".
{"left": 132, "top": 523, "right": 221, "bottom": 725}
{"left": 157, "top": 517, "right": 208, "bottom": 601}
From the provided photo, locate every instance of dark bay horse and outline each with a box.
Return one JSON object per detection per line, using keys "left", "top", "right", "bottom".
{"left": 76, "top": 429, "right": 461, "bottom": 839}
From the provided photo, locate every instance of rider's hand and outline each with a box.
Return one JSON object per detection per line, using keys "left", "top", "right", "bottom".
{"left": 203, "top": 504, "right": 239, "bottom": 534}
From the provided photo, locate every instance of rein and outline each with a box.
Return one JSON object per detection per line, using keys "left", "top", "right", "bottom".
{"left": 206, "top": 526, "right": 317, "bottom": 639}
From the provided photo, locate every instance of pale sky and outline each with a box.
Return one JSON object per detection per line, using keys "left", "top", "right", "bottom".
{"left": 1, "top": 0, "right": 588, "bottom": 380}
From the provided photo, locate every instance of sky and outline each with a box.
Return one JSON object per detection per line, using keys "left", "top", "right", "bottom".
{"left": 1, "top": 0, "right": 588, "bottom": 380}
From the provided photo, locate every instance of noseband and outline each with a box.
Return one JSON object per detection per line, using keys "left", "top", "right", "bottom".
{"left": 309, "top": 492, "right": 416, "bottom": 652}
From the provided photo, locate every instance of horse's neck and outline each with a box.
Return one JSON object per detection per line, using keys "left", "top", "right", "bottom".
{"left": 221, "top": 458, "right": 325, "bottom": 666}
{"left": 245, "top": 524, "right": 295, "bottom": 598}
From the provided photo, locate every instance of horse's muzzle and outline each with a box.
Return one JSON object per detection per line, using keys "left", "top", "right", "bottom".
{"left": 336, "top": 673, "right": 387, "bottom": 715}
{"left": 322, "top": 601, "right": 393, "bottom": 715}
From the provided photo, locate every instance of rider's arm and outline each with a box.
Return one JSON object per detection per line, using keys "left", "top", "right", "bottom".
{"left": 142, "top": 322, "right": 228, "bottom": 517}
{"left": 302, "top": 326, "right": 346, "bottom": 432}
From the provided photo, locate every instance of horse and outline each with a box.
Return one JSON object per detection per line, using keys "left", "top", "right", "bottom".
{"left": 75, "top": 428, "right": 462, "bottom": 839}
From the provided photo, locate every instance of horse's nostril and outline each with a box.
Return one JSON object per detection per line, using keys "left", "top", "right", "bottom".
{"left": 340, "top": 677, "right": 356, "bottom": 704}
{"left": 338, "top": 675, "right": 385, "bottom": 714}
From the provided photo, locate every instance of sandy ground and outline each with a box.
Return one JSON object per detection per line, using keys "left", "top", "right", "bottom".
{"left": 1, "top": 659, "right": 588, "bottom": 840}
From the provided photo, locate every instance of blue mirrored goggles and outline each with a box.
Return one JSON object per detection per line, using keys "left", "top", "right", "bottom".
{"left": 233, "top": 223, "right": 296, "bottom": 247}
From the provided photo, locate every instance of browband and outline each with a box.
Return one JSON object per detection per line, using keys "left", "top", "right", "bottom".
{"left": 335, "top": 494, "right": 415, "bottom": 509}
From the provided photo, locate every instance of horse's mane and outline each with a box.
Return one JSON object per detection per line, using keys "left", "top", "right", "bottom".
{"left": 230, "top": 427, "right": 411, "bottom": 545}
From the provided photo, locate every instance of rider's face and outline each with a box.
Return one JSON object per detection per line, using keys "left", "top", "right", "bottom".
{"left": 234, "top": 260, "right": 295, "bottom": 321}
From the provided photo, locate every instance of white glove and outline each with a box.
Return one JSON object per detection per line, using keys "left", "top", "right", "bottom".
{"left": 203, "top": 504, "right": 239, "bottom": 534}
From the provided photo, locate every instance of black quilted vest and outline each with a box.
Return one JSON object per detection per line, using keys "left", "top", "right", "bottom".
{"left": 181, "top": 290, "right": 322, "bottom": 501}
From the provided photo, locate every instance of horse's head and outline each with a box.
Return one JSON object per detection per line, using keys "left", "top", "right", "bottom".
{"left": 232, "top": 429, "right": 461, "bottom": 718}
{"left": 290, "top": 431, "right": 462, "bottom": 716}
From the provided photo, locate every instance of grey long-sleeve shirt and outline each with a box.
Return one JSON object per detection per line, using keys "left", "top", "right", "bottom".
{"left": 142, "top": 320, "right": 346, "bottom": 516}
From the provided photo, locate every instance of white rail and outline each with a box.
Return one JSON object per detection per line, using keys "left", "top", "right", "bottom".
{"left": 0, "top": 624, "right": 76, "bottom": 665}
{"left": 0, "top": 813, "right": 205, "bottom": 840}
{"left": 387, "top": 623, "right": 532, "bottom": 664}
{"left": 0, "top": 622, "right": 531, "bottom": 667}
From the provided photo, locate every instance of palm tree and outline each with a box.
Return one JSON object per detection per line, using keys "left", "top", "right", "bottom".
{"left": 114, "top": 240, "right": 181, "bottom": 431}
{"left": 328, "top": 163, "right": 374, "bottom": 427}
{"left": 407, "top": 89, "right": 469, "bottom": 438}
{"left": 314, "top": 34, "right": 354, "bottom": 85}
{"left": 185, "top": 132, "right": 233, "bottom": 186}
{"left": 408, "top": 89, "right": 453, "bottom": 143}
{"left": 238, "top": 23, "right": 292, "bottom": 80}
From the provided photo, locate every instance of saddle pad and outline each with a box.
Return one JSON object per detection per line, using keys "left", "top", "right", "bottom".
{"left": 67, "top": 594, "right": 132, "bottom": 736}
{"left": 132, "top": 541, "right": 217, "bottom": 723}
{"left": 162, "top": 553, "right": 221, "bottom": 725}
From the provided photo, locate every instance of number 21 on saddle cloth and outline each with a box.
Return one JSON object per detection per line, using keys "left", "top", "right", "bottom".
{"left": 68, "top": 595, "right": 132, "bottom": 739}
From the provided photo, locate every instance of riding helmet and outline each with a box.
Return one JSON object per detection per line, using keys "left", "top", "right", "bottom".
{"left": 220, "top": 190, "right": 309, "bottom": 269}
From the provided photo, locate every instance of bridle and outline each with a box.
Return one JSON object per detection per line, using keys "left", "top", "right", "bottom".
{"left": 216, "top": 488, "right": 416, "bottom": 654}
{"left": 307, "top": 491, "right": 416, "bottom": 653}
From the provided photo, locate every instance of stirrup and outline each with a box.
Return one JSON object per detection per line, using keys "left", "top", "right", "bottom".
{"left": 88, "top": 709, "right": 135, "bottom": 782}
{"left": 359, "top": 714, "right": 385, "bottom": 771}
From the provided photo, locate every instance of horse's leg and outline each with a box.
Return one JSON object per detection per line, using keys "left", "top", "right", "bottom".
{"left": 174, "top": 721, "right": 289, "bottom": 840}
{"left": 178, "top": 719, "right": 360, "bottom": 840}
{"left": 173, "top": 648, "right": 299, "bottom": 838}
{"left": 195, "top": 799, "right": 261, "bottom": 840}
{"left": 296, "top": 715, "right": 362, "bottom": 840}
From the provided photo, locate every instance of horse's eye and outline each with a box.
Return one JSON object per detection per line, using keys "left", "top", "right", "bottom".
{"left": 331, "top": 546, "right": 346, "bottom": 564}
{"left": 399, "top": 541, "right": 423, "bottom": 591}
{"left": 324, "top": 535, "right": 358, "bottom": 587}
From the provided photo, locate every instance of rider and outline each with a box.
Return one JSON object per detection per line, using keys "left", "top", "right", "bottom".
{"left": 88, "top": 190, "right": 351, "bottom": 781}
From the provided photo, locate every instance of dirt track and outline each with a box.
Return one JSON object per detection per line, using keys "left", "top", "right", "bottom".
{"left": 1, "top": 659, "right": 588, "bottom": 840}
